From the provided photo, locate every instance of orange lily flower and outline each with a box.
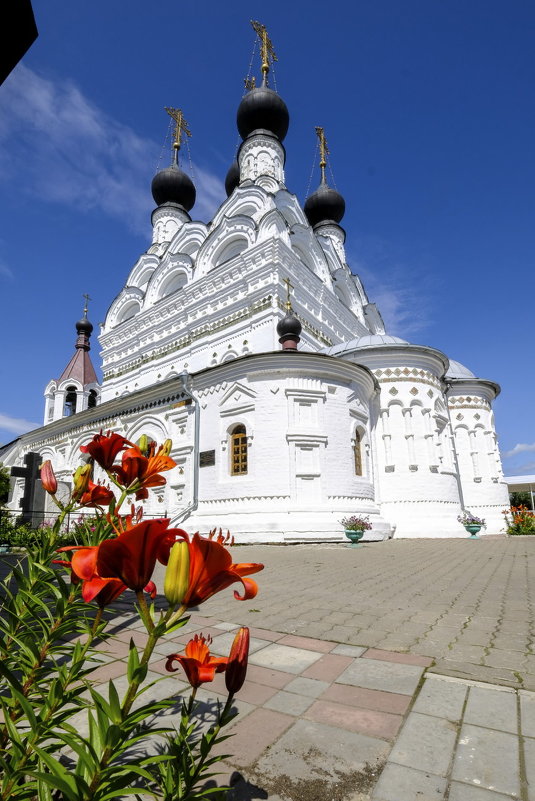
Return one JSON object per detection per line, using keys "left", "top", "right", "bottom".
{"left": 166, "top": 634, "right": 228, "bottom": 688}
{"left": 58, "top": 518, "right": 179, "bottom": 597}
{"left": 112, "top": 440, "right": 176, "bottom": 491}
{"left": 178, "top": 531, "right": 264, "bottom": 607}
{"left": 80, "top": 431, "right": 132, "bottom": 471}
{"left": 225, "top": 627, "right": 250, "bottom": 695}
{"left": 79, "top": 481, "right": 115, "bottom": 508}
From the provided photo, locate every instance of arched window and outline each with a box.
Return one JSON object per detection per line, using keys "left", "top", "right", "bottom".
{"left": 230, "top": 424, "right": 248, "bottom": 476}
{"left": 64, "top": 386, "right": 77, "bottom": 416}
{"left": 354, "top": 430, "right": 363, "bottom": 476}
{"left": 88, "top": 389, "right": 98, "bottom": 409}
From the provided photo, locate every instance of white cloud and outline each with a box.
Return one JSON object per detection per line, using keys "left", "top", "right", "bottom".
{"left": 364, "top": 282, "right": 430, "bottom": 338}
{"left": 0, "top": 412, "right": 39, "bottom": 436}
{"left": 0, "top": 64, "right": 224, "bottom": 233}
{"left": 516, "top": 463, "right": 535, "bottom": 473}
{"left": 349, "top": 250, "right": 432, "bottom": 339}
{"left": 502, "top": 442, "right": 535, "bottom": 459}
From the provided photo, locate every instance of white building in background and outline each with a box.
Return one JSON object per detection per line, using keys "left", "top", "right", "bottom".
{"left": 1, "top": 34, "right": 509, "bottom": 539}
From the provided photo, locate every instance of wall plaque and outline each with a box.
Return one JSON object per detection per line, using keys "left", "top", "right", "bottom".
{"left": 199, "top": 450, "right": 216, "bottom": 467}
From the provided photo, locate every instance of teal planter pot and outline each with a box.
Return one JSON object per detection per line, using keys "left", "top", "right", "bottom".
{"left": 345, "top": 529, "right": 364, "bottom": 546}
{"left": 464, "top": 525, "right": 482, "bottom": 538}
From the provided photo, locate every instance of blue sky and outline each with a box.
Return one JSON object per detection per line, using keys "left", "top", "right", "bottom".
{"left": 0, "top": 1, "right": 533, "bottom": 475}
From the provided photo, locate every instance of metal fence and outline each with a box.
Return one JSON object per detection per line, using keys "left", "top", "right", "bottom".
{"left": 0, "top": 507, "right": 168, "bottom": 534}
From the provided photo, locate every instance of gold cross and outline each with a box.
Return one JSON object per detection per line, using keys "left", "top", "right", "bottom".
{"left": 251, "top": 20, "right": 277, "bottom": 77}
{"left": 82, "top": 293, "right": 91, "bottom": 316}
{"left": 165, "top": 107, "right": 192, "bottom": 151}
{"left": 315, "top": 126, "right": 329, "bottom": 181}
{"left": 283, "top": 277, "right": 294, "bottom": 311}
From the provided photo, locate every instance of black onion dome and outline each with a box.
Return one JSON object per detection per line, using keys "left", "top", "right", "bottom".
{"left": 304, "top": 180, "right": 345, "bottom": 227}
{"left": 76, "top": 316, "right": 93, "bottom": 337}
{"left": 225, "top": 160, "right": 240, "bottom": 196}
{"left": 151, "top": 164, "right": 196, "bottom": 211}
{"left": 277, "top": 310, "right": 302, "bottom": 339}
{"left": 237, "top": 85, "right": 289, "bottom": 142}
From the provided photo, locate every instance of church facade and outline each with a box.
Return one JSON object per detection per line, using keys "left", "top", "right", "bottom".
{"left": 1, "top": 32, "right": 509, "bottom": 540}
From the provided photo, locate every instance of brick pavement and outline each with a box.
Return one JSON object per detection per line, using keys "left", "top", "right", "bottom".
{"left": 153, "top": 537, "right": 535, "bottom": 690}
{"left": 3, "top": 537, "right": 535, "bottom": 799}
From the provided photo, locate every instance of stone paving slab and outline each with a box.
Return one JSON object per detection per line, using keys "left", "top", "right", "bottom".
{"left": 372, "top": 763, "right": 447, "bottom": 800}
{"left": 247, "top": 642, "right": 324, "bottom": 674}
{"left": 452, "top": 724, "right": 520, "bottom": 797}
{"left": 387, "top": 712, "right": 458, "bottom": 776}
{"left": 336, "top": 657, "right": 424, "bottom": 696}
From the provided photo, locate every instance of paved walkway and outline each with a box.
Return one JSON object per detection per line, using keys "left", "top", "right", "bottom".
{"left": 6, "top": 537, "right": 535, "bottom": 799}
{"left": 140, "top": 538, "right": 534, "bottom": 798}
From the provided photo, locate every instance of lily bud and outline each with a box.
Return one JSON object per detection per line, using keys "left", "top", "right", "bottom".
{"left": 225, "top": 626, "right": 250, "bottom": 695}
{"left": 164, "top": 541, "right": 190, "bottom": 606}
{"left": 72, "top": 463, "right": 92, "bottom": 500}
{"left": 137, "top": 434, "right": 150, "bottom": 456}
{"left": 161, "top": 439, "right": 173, "bottom": 456}
{"left": 40, "top": 460, "right": 57, "bottom": 494}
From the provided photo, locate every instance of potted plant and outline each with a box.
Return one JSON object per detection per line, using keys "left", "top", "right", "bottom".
{"left": 340, "top": 515, "right": 372, "bottom": 546}
{"left": 458, "top": 511, "right": 486, "bottom": 538}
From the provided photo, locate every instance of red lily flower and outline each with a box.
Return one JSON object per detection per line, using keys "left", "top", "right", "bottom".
{"left": 58, "top": 518, "right": 180, "bottom": 595}
{"left": 179, "top": 532, "right": 264, "bottom": 608}
{"left": 91, "top": 578, "right": 157, "bottom": 607}
{"left": 113, "top": 441, "right": 176, "bottom": 490}
{"left": 92, "top": 578, "right": 127, "bottom": 607}
{"left": 52, "top": 546, "right": 157, "bottom": 609}
{"left": 166, "top": 634, "right": 228, "bottom": 688}
{"left": 225, "top": 627, "right": 250, "bottom": 695}
{"left": 80, "top": 431, "right": 132, "bottom": 471}
{"left": 79, "top": 481, "right": 115, "bottom": 508}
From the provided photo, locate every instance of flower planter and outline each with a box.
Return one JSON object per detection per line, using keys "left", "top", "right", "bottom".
{"left": 345, "top": 529, "right": 364, "bottom": 547}
{"left": 464, "top": 525, "right": 482, "bottom": 539}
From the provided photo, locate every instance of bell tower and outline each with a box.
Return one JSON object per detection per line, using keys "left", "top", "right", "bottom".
{"left": 43, "top": 296, "right": 100, "bottom": 424}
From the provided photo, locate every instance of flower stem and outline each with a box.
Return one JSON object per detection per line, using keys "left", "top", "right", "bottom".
{"left": 136, "top": 589, "right": 155, "bottom": 633}
{"left": 85, "top": 603, "right": 186, "bottom": 797}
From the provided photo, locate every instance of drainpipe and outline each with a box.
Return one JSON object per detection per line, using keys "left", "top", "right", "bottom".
{"left": 173, "top": 370, "right": 200, "bottom": 526}
{"left": 444, "top": 381, "right": 465, "bottom": 510}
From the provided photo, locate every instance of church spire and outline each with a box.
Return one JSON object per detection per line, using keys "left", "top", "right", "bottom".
{"left": 304, "top": 126, "right": 346, "bottom": 228}
{"left": 59, "top": 298, "right": 98, "bottom": 383}
{"left": 43, "top": 298, "right": 100, "bottom": 424}
{"left": 151, "top": 107, "right": 196, "bottom": 211}
{"left": 277, "top": 277, "right": 302, "bottom": 351}
{"left": 73, "top": 293, "right": 94, "bottom": 352}
{"left": 234, "top": 21, "right": 289, "bottom": 190}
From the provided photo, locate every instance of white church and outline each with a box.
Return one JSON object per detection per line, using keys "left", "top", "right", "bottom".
{"left": 1, "top": 26, "right": 509, "bottom": 540}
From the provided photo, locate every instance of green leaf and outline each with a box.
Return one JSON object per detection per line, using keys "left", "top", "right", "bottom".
{"left": 10, "top": 686, "right": 38, "bottom": 730}
{"left": 26, "top": 771, "right": 79, "bottom": 801}
{"left": 127, "top": 639, "right": 140, "bottom": 683}
{"left": 108, "top": 680, "right": 122, "bottom": 723}
{"left": 164, "top": 615, "right": 190, "bottom": 635}
{"left": 55, "top": 731, "right": 98, "bottom": 776}
{"left": 0, "top": 658, "right": 25, "bottom": 693}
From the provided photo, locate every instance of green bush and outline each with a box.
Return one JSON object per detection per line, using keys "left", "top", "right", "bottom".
{"left": 503, "top": 506, "right": 535, "bottom": 535}
{"left": 0, "top": 521, "right": 41, "bottom": 549}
